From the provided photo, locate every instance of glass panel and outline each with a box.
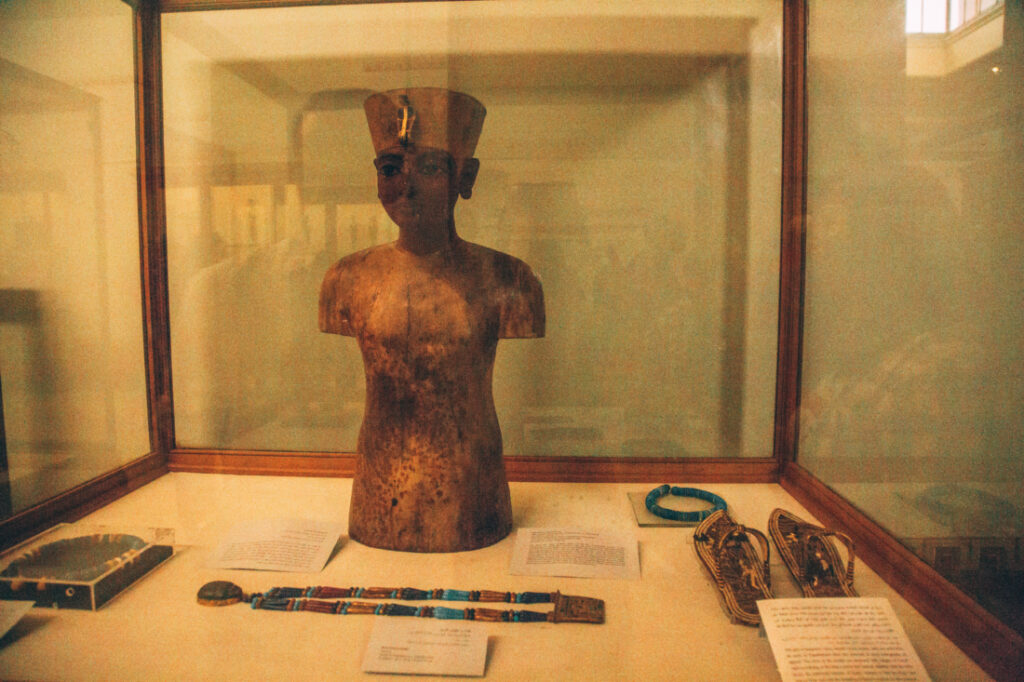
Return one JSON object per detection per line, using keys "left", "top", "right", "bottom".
{"left": 804, "top": 1, "right": 1022, "bottom": 636}
{"left": 163, "top": 1, "right": 782, "bottom": 458}
{"left": 0, "top": 0, "right": 149, "bottom": 517}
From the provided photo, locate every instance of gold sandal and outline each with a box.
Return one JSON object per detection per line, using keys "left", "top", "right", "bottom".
{"left": 768, "top": 508, "right": 857, "bottom": 598}
{"left": 694, "top": 509, "right": 773, "bottom": 626}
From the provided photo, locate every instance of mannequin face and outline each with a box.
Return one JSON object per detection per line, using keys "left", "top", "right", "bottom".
{"left": 374, "top": 145, "right": 478, "bottom": 252}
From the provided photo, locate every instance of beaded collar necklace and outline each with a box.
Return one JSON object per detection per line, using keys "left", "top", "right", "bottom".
{"left": 645, "top": 484, "right": 728, "bottom": 523}
{"left": 197, "top": 581, "right": 605, "bottom": 624}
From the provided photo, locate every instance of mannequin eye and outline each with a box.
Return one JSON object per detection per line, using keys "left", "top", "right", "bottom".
{"left": 415, "top": 154, "right": 453, "bottom": 177}
{"left": 417, "top": 161, "right": 443, "bottom": 176}
{"left": 375, "top": 162, "right": 401, "bottom": 178}
{"left": 374, "top": 156, "right": 404, "bottom": 178}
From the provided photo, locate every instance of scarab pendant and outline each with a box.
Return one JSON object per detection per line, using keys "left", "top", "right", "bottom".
{"left": 197, "top": 580, "right": 246, "bottom": 606}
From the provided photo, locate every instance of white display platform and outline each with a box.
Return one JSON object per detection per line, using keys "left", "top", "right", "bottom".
{"left": 0, "top": 474, "right": 991, "bottom": 681}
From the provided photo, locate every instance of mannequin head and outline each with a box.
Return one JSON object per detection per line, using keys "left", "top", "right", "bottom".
{"left": 373, "top": 144, "right": 479, "bottom": 253}
{"left": 364, "top": 88, "right": 485, "bottom": 254}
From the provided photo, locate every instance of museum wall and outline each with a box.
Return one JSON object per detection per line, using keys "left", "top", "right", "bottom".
{"left": 161, "top": 0, "right": 783, "bottom": 459}
{"left": 0, "top": 0, "right": 150, "bottom": 515}
{"left": 800, "top": 0, "right": 1023, "bottom": 636}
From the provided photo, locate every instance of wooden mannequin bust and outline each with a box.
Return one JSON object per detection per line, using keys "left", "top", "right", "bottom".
{"left": 319, "top": 88, "right": 544, "bottom": 552}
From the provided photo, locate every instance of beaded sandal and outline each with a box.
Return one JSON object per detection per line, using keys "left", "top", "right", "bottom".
{"left": 768, "top": 508, "right": 857, "bottom": 598}
{"left": 693, "top": 509, "right": 773, "bottom": 626}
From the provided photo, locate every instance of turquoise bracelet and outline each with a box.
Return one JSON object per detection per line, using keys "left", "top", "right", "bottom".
{"left": 645, "top": 485, "right": 727, "bottom": 523}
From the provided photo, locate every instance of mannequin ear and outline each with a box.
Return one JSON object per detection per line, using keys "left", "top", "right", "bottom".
{"left": 457, "top": 158, "right": 480, "bottom": 200}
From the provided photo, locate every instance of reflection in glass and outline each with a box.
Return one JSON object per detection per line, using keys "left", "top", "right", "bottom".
{"left": 906, "top": 0, "right": 1004, "bottom": 33}
{"left": 163, "top": 1, "right": 782, "bottom": 458}
{"left": 803, "top": 1, "right": 1022, "bottom": 636}
{"left": 0, "top": 0, "right": 149, "bottom": 518}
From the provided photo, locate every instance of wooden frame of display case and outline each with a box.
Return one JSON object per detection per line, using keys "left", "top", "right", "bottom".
{"left": 0, "top": 1, "right": 1020, "bottom": 679}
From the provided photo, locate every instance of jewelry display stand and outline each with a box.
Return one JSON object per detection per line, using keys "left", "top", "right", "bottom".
{"left": 0, "top": 524, "right": 173, "bottom": 610}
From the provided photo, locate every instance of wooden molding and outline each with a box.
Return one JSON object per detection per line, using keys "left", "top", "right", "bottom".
{"left": 160, "top": 0, "right": 465, "bottom": 12}
{"left": 505, "top": 456, "right": 778, "bottom": 483}
{"left": 169, "top": 448, "right": 356, "bottom": 476}
{"left": 773, "top": 0, "right": 807, "bottom": 471}
{"left": 0, "top": 453, "right": 167, "bottom": 552}
{"left": 781, "top": 462, "right": 1024, "bottom": 682}
{"left": 168, "top": 448, "right": 779, "bottom": 483}
{"left": 135, "top": 0, "right": 176, "bottom": 457}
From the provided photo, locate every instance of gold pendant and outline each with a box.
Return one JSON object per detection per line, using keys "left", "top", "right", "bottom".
{"left": 551, "top": 592, "right": 605, "bottom": 624}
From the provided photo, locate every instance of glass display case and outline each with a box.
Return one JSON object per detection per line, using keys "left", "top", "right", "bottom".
{"left": 159, "top": 1, "right": 783, "bottom": 461}
{"left": 0, "top": 1, "right": 1020, "bottom": 679}
{"left": 799, "top": 0, "right": 1023, "bottom": 665}
{"left": 0, "top": 0, "right": 152, "bottom": 519}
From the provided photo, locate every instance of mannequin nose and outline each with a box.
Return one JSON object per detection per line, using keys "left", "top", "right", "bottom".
{"left": 400, "top": 173, "right": 417, "bottom": 197}
{"left": 398, "top": 159, "right": 419, "bottom": 196}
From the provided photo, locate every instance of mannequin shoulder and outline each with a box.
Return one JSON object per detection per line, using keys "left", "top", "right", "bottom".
{"left": 319, "top": 244, "right": 397, "bottom": 336}
{"left": 462, "top": 242, "right": 542, "bottom": 292}
{"left": 322, "top": 242, "right": 397, "bottom": 283}
{"left": 460, "top": 243, "right": 545, "bottom": 338}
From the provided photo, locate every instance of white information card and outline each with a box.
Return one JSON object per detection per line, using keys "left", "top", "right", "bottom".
{"left": 758, "top": 597, "right": 931, "bottom": 682}
{"left": 208, "top": 518, "right": 344, "bottom": 573}
{"left": 509, "top": 527, "right": 640, "bottom": 580}
{"left": 362, "top": 618, "right": 487, "bottom": 677}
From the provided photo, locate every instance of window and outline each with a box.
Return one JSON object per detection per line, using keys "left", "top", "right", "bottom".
{"left": 907, "top": 0, "right": 1004, "bottom": 33}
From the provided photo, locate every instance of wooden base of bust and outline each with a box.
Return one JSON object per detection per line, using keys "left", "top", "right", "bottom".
{"left": 321, "top": 239, "right": 543, "bottom": 554}
{"left": 347, "top": 477, "right": 513, "bottom": 553}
